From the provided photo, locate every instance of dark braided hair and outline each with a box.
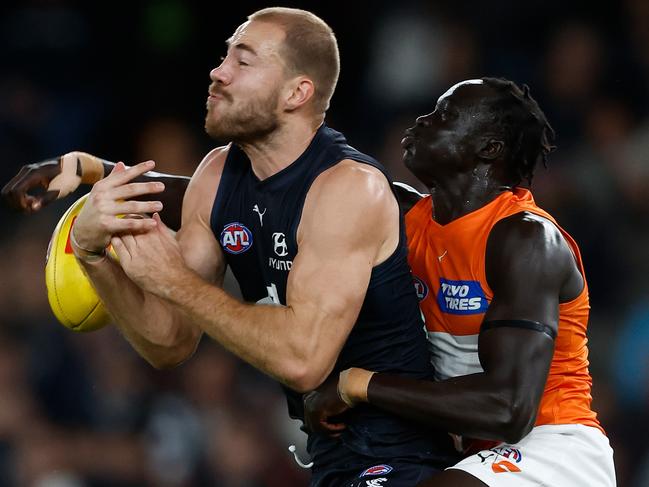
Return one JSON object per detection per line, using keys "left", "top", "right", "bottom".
{"left": 480, "top": 77, "right": 556, "bottom": 186}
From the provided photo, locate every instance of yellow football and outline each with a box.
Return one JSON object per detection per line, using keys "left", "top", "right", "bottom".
{"left": 45, "top": 194, "right": 111, "bottom": 332}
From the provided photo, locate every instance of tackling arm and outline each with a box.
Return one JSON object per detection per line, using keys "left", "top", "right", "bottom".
{"left": 332, "top": 213, "right": 583, "bottom": 443}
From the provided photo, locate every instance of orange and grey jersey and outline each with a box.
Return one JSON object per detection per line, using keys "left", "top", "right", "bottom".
{"left": 405, "top": 188, "right": 602, "bottom": 432}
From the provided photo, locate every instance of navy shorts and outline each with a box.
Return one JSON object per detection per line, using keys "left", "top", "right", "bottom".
{"left": 311, "top": 459, "right": 442, "bottom": 487}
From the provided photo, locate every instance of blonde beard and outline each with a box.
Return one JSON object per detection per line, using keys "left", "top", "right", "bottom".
{"left": 205, "top": 89, "right": 282, "bottom": 144}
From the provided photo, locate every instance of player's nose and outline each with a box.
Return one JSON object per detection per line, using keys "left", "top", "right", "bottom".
{"left": 210, "top": 64, "right": 232, "bottom": 86}
{"left": 415, "top": 114, "right": 432, "bottom": 126}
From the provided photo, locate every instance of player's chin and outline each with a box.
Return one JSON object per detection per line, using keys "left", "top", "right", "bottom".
{"left": 403, "top": 149, "right": 417, "bottom": 169}
{"left": 205, "top": 101, "right": 224, "bottom": 119}
{"left": 204, "top": 116, "right": 222, "bottom": 138}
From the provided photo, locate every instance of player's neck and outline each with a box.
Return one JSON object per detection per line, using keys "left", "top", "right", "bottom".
{"left": 240, "top": 116, "right": 323, "bottom": 180}
{"left": 429, "top": 172, "right": 512, "bottom": 225}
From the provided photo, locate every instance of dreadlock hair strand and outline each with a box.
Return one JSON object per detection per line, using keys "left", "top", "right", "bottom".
{"left": 481, "top": 77, "right": 556, "bottom": 186}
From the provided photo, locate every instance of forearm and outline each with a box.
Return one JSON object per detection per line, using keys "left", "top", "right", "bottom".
{"left": 80, "top": 256, "right": 200, "bottom": 368}
{"left": 162, "top": 270, "right": 322, "bottom": 392}
{"left": 52, "top": 151, "right": 188, "bottom": 230}
{"left": 366, "top": 372, "right": 534, "bottom": 443}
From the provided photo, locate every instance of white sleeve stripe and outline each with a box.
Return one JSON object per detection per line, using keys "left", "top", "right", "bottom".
{"left": 392, "top": 181, "right": 428, "bottom": 197}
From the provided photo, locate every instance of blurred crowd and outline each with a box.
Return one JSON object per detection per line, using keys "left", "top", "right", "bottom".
{"left": 1, "top": 1, "right": 648, "bottom": 486}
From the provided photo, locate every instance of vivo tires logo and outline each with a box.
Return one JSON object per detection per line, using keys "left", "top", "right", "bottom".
{"left": 437, "top": 278, "right": 488, "bottom": 315}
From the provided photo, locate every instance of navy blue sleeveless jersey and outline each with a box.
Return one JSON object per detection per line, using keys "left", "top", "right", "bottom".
{"left": 210, "top": 125, "right": 457, "bottom": 469}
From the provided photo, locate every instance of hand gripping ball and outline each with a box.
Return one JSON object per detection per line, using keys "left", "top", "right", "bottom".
{"left": 45, "top": 194, "right": 111, "bottom": 332}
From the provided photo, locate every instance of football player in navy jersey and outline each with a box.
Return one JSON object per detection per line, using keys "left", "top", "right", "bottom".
{"left": 3, "top": 7, "right": 457, "bottom": 486}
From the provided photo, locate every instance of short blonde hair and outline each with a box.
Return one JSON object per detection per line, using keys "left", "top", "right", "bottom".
{"left": 249, "top": 7, "right": 340, "bottom": 113}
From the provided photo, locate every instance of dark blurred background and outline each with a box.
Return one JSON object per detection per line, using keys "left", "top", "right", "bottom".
{"left": 0, "top": 0, "right": 647, "bottom": 486}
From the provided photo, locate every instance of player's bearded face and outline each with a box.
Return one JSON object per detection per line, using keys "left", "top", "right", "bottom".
{"left": 205, "top": 83, "right": 282, "bottom": 143}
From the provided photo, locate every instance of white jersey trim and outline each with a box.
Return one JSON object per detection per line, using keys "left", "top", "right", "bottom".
{"left": 392, "top": 181, "right": 428, "bottom": 197}
{"left": 426, "top": 331, "right": 482, "bottom": 381}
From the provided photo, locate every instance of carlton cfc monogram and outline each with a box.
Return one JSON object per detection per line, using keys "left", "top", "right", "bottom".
{"left": 272, "top": 232, "right": 288, "bottom": 257}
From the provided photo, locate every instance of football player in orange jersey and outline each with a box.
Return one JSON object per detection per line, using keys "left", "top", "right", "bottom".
{"left": 303, "top": 78, "right": 616, "bottom": 487}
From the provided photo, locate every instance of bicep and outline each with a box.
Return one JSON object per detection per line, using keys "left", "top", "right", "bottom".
{"left": 287, "top": 234, "right": 373, "bottom": 333}
{"left": 284, "top": 239, "right": 373, "bottom": 383}
{"left": 175, "top": 149, "right": 228, "bottom": 285}
{"left": 285, "top": 163, "right": 395, "bottom": 372}
{"left": 478, "top": 326, "right": 554, "bottom": 380}
{"left": 177, "top": 217, "right": 225, "bottom": 285}
{"left": 479, "top": 215, "right": 568, "bottom": 397}
{"left": 477, "top": 324, "right": 555, "bottom": 428}
{"left": 484, "top": 215, "right": 569, "bottom": 327}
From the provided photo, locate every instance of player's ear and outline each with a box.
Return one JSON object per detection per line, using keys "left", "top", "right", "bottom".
{"left": 284, "top": 76, "right": 315, "bottom": 111}
{"left": 477, "top": 137, "right": 505, "bottom": 161}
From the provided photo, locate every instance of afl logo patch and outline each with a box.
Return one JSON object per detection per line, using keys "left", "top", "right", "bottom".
{"left": 360, "top": 465, "right": 393, "bottom": 477}
{"left": 492, "top": 446, "right": 523, "bottom": 463}
{"left": 413, "top": 276, "right": 428, "bottom": 301}
{"left": 220, "top": 222, "right": 253, "bottom": 254}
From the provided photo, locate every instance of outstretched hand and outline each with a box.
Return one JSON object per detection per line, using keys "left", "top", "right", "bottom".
{"left": 1, "top": 159, "right": 62, "bottom": 212}
{"left": 303, "top": 376, "right": 350, "bottom": 438}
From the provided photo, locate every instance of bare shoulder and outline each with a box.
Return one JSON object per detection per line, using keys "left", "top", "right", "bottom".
{"left": 486, "top": 211, "right": 575, "bottom": 282}
{"left": 299, "top": 159, "right": 398, "bottom": 250}
{"left": 490, "top": 211, "right": 566, "bottom": 253}
{"left": 190, "top": 145, "right": 230, "bottom": 185}
{"left": 183, "top": 145, "right": 230, "bottom": 221}
{"left": 308, "top": 159, "right": 394, "bottom": 205}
